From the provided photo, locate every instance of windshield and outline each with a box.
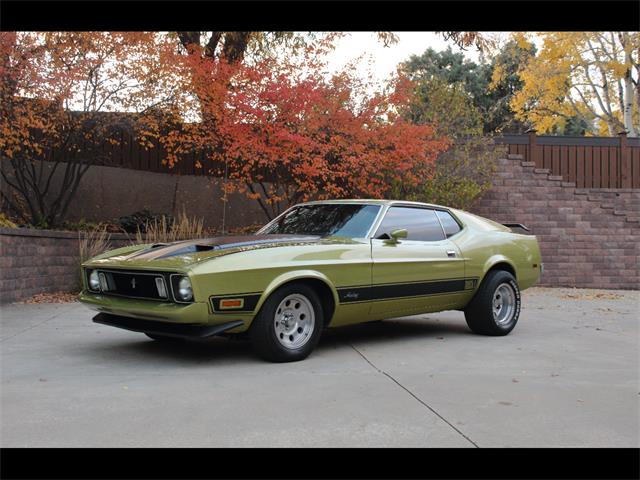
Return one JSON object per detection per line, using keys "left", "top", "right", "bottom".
{"left": 259, "top": 204, "right": 381, "bottom": 238}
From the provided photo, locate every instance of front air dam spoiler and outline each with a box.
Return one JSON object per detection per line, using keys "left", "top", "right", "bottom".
{"left": 93, "top": 313, "right": 244, "bottom": 338}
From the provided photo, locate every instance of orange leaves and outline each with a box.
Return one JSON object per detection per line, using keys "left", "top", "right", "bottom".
{"left": 2, "top": 32, "right": 451, "bottom": 223}
{"left": 184, "top": 53, "right": 451, "bottom": 209}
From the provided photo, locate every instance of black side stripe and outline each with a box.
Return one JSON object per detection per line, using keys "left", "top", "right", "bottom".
{"left": 208, "top": 278, "right": 478, "bottom": 313}
{"left": 337, "top": 278, "right": 478, "bottom": 304}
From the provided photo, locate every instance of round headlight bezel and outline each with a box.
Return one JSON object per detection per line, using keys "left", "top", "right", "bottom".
{"left": 176, "top": 276, "right": 193, "bottom": 302}
{"left": 88, "top": 270, "right": 100, "bottom": 291}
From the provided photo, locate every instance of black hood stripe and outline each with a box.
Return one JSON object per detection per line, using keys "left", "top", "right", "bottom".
{"left": 125, "top": 235, "right": 320, "bottom": 261}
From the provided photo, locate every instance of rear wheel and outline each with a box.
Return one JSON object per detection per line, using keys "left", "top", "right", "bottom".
{"left": 249, "top": 283, "right": 323, "bottom": 362}
{"left": 464, "top": 270, "right": 521, "bottom": 336}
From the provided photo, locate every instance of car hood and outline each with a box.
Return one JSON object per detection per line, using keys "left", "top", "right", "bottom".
{"left": 86, "top": 234, "right": 328, "bottom": 270}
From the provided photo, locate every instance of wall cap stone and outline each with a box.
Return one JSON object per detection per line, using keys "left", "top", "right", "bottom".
{"left": 0, "top": 227, "right": 131, "bottom": 241}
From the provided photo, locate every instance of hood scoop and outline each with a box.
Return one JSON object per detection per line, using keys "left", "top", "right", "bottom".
{"left": 155, "top": 244, "right": 216, "bottom": 259}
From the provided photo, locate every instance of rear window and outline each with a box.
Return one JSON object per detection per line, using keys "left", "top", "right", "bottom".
{"left": 435, "top": 210, "right": 462, "bottom": 238}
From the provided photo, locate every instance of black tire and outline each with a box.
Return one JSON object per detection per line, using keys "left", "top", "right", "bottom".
{"left": 249, "top": 283, "right": 324, "bottom": 362}
{"left": 464, "top": 270, "right": 521, "bottom": 336}
{"left": 145, "top": 333, "right": 185, "bottom": 343}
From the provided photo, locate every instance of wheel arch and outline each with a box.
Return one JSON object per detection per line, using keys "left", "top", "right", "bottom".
{"left": 482, "top": 256, "right": 517, "bottom": 282}
{"left": 255, "top": 270, "right": 338, "bottom": 326}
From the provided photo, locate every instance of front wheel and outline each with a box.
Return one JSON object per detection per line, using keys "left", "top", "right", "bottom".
{"left": 249, "top": 283, "right": 323, "bottom": 362}
{"left": 464, "top": 270, "right": 521, "bottom": 336}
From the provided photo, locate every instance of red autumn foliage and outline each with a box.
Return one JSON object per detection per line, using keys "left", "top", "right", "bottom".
{"left": 159, "top": 41, "right": 451, "bottom": 220}
{"left": 2, "top": 32, "right": 451, "bottom": 224}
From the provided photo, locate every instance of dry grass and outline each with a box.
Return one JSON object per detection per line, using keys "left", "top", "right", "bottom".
{"left": 77, "top": 224, "right": 112, "bottom": 291}
{"left": 134, "top": 211, "right": 205, "bottom": 245}
{"left": 79, "top": 224, "right": 112, "bottom": 264}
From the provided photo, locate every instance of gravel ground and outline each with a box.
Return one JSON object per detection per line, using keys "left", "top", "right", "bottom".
{"left": 1, "top": 287, "right": 638, "bottom": 447}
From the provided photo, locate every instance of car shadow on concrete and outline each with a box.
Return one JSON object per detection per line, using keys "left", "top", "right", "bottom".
{"left": 86, "top": 334, "right": 256, "bottom": 365}
{"left": 320, "top": 316, "right": 473, "bottom": 349}
{"left": 84, "top": 315, "right": 472, "bottom": 365}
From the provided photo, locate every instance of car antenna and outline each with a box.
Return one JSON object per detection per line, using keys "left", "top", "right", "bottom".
{"left": 221, "top": 157, "right": 228, "bottom": 235}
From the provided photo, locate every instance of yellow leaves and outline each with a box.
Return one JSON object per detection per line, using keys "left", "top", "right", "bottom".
{"left": 512, "top": 33, "right": 533, "bottom": 50}
{"left": 510, "top": 32, "right": 640, "bottom": 135}
{"left": 489, "top": 63, "right": 505, "bottom": 92}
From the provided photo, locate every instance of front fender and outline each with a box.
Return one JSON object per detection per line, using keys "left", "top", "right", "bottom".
{"left": 254, "top": 270, "right": 339, "bottom": 314}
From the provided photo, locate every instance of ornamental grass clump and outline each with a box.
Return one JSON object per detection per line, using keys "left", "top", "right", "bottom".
{"left": 79, "top": 224, "right": 112, "bottom": 264}
{"left": 134, "top": 211, "right": 205, "bottom": 245}
{"left": 78, "top": 224, "right": 112, "bottom": 291}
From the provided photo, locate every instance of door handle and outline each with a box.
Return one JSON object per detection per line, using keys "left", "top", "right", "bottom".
{"left": 446, "top": 250, "right": 456, "bottom": 258}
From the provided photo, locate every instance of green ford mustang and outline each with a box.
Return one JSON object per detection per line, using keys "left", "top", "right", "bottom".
{"left": 80, "top": 200, "right": 542, "bottom": 362}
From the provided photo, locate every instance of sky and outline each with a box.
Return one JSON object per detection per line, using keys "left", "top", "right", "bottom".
{"left": 324, "top": 32, "right": 509, "bottom": 86}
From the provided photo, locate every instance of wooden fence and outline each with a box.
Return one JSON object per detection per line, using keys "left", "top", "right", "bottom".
{"left": 494, "top": 133, "right": 640, "bottom": 189}
{"left": 47, "top": 132, "right": 640, "bottom": 189}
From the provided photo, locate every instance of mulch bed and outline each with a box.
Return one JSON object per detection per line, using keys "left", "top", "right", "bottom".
{"left": 20, "top": 292, "right": 79, "bottom": 304}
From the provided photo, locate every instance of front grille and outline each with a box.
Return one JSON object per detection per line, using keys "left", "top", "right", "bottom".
{"left": 90, "top": 269, "right": 169, "bottom": 301}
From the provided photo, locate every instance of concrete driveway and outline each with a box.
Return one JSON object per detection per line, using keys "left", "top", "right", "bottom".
{"left": 1, "top": 287, "right": 638, "bottom": 447}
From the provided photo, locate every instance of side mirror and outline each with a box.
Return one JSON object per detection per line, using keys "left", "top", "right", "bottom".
{"left": 388, "top": 229, "right": 408, "bottom": 243}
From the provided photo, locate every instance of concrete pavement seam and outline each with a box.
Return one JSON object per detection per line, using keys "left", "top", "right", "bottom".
{"left": 348, "top": 342, "right": 480, "bottom": 448}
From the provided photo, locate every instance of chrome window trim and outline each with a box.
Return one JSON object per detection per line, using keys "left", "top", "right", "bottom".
{"left": 256, "top": 202, "right": 385, "bottom": 240}
{"left": 433, "top": 210, "right": 448, "bottom": 239}
{"left": 255, "top": 206, "right": 296, "bottom": 235}
{"left": 366, "top": 204, "right": 390, "bottom": 239}
{"left": 371, "top": 204, "right": 451, "bottom": 242}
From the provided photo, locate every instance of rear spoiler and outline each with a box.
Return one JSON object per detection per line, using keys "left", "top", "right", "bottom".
{"left": 502, "top": 223, "right": 531, "bottom": 232}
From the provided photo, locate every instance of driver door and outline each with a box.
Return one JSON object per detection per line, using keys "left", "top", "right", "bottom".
{"left": 369, "top": 206, "right": 467, "bottom": 317}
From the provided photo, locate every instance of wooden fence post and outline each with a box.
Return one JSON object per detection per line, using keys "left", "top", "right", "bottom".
{"left": 526, "top": 129, "right": 539, "bottom": 167}
{"left": 619, "top": 131, "right": 630, "bottom": 188}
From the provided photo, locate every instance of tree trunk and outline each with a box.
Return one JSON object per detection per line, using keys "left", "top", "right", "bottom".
{"left": 623, "top": 67, "right": 636, "bottom": 136}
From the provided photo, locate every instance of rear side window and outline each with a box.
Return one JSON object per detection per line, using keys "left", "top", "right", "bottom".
{"left": 436, "top": 210, "right": 462, "bottom": 238}
{"left": 374, "top": 207, "right": 446, "bottom": 242}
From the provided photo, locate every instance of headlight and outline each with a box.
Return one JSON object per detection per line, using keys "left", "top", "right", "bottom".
{"left": 88, "top": 270, "right": 100, "bottom": 291}
{"left": 176, "top": 276, "right": 193, "bottom": 302}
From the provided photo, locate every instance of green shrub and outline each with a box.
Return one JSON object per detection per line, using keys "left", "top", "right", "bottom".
{"left": 389, "top": 137, "right": 504, "bottom": 210}
{"left": 119, "top": 210, "right": 173, "bottom": 234}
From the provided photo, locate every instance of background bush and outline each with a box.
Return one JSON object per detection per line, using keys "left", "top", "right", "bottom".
{"left": 119, "top": 210, "right": 174, "bottom": 234}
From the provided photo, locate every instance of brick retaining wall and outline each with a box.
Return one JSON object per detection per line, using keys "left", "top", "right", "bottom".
{"left": 0, "top": 228, "right": 131, "bottom": 304}
{"left": 470, "top": 154, "right": 639, "bottom": 290}
{"left": 1, "top": 155, "right": 638, "bottom": 303}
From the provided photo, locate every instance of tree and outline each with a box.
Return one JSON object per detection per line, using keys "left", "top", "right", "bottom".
{"left": 157, "top": 46, "right": 450, "bottom": 220}
{"left": 396, "top": 76, "right": 504, "bottom": 209}
{"left": 510, "top": 32, "right": 640, "bottom": 137}
{"left": 0, "top": 32, "right": 183, "bottom": 227}
{"left": 486, "top": 40, "right": 537, "bottom": 133}
{"left": 438, "top": 32, "right": 494, "bottom": 52}
{"left": 401, "top": 42, "right": 536, "bottom": 134}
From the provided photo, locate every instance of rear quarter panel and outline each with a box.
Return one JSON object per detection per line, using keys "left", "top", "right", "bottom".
{"left": 450, "top": 210, "right": 542, "bottom": 293}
